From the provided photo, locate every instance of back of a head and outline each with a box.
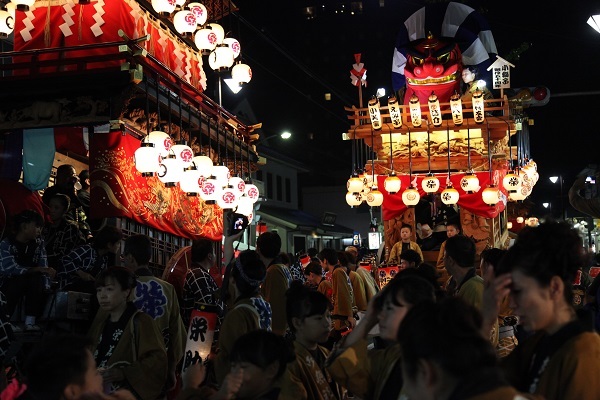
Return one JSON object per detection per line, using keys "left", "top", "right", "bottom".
{"left": 400, "top": 249, "right": 422, "bottom": 266}
{"left": 55, "top": 164, "right": 76, "bottom": 184}
{"left": 383, "top": 275, "right": 436, "bottom": 308}
{"left": 79, "top": 170, "right": 90, "bottom": 190}
{"left": 232, "top": 250, "right": 267, "bottom": 297}
{"left": 307, "top": 248, "right": 318, "bottom": 258}
{"left": 12, "top": 209, "right": 43, "bottom": 234}
{"left": 445, "top": 235, "right": 475, "bottom": 268}
{"left": 94, "top": 225, "right": 123, "bottom": 250}
{"left": 304, "top": 261, "right": 322, "bottom": 277}
{"left": 344, "top": 250, "right": 357, "bottom": 265}
{"left": 123, "top": 234, "right": 152, "bottom": 266}
{"left": 397, "top": 297, "right": 497, "bottom": 381}
{"left": 337, "top": 251, "right": 349, "bottom": 267}
{"left": 191, "top": 238, "right": 214, "bottom": 263}
{"left": 286, "top": 281, "right": 330, "bottom": 333}
{"left": 23, "top": 333, "right": 93, "bottom": 399}
{"left": 498, "top": 222, "right": 584, "bottom": 302}
{"left": 279, "top": 252, "right": 291, "bottom": 266}
{"left": 257, "top": 232, "right": 282, "bottom": 259}
{"left": 345, "top": 246, "right": 358, "bottom": 259}
{"left": 230, "top": 330, "right": 295, "bottom": 380}
{"left": 480, "top": 247, "right": 507, "bottom": 276}
{"left": 318, "top": 248, "right": 338, "bottom": 266}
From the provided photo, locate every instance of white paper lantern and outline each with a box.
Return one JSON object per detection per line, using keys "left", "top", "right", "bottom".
{"left": 244, "top": 183, "right": 260, "bottom": 203}
{"left": 187, "top": 2, "right": 207, "bottom": 26}
{"left": 223, "top": 37, "right": 241, "bottom": 59}
{"left": 503, "top": 170, "right": 521, "bottom": 194}
{"left": 229, "top": 176, "right": 246, "bottom": 195}
{"left": 158, "top": 154, "right": 183, "bottom": 187}
{"left": 450, "top": 92, "right": 463, "bottom": 126}
{"left": 0, "top": 5, "right": 15, "bottom": 39}
{"left": 206, "top": 23, "right": 224, "bottom": 45}
{"left": 368, "top": 96, "right": 382, "bottom": 131}
{"left": 427, "top": 92, "right": 442, "bottom": 127}
{"left": 441, "top": 185, "right": 460, "bottom": 205}
{"left": 147, "top": 130, "right": 173, "bottom": 157}
{"left": 236, "top": 195, "right": 254, "bottom": 216}
{"left": 366, "top": 187, "right": 384, "bottom": 207}
{"left": 134, "top": 141, "right": 160, "bottom": 177}
{"left": 384, "top": 173, "right": 401, "bottom": 194}
{"left": 387, "top": 95, "right": 402, "bottom": 129}
{"left": 208, "top": 45, "right": 235, "bottom": 71}
{"left": 346, "top": 191, "right": 362, "bottom": 207}
{"left": 347, "top": 174, "right": 364, "bottom": 193}
{"left": 409, "top": 93, "right": 422, "bottom": 128}
{"left": 401, "top": 186, "right": 420, "bottom": 207}
{"left": 200, "top": 178, "right": 221, "bottom": 203}
{"left": 516, "top": 216, "right": 524, "bottom": 224}
{"left": 217, "top": 187, "right": 239, "bottom": 209}
{"left": 11, "top": 0, "right": 34, "bottom": 12}
{"left": 460, "top": 173, "right": 480, "bottom": 194}
{"left": 151, "top": 0, "right": 175, "bottom": 15}
{"left": 509, "top": 186, "right": 528, "bottom": 202}
{"left": 173, "top": 10, "right": 196, "bottom": 35}
{"left": 192, "top": 155, "right": 213, "bottom": 177}
{"left": 482, "top": 186, "right": 500, "bottom": 206}
{"left": 421, "top": 173, "right": 440, "bottom": 193}
{"left": 472, "top": 89, "right": 485, "bottom": 124}
{"left": 231, "top": 63, "right": 252, "bottom": 85}
{"left": 212, "top": 165, "right": 230, "bottom": 188}
{"left": 180, "top": 165, "right": 202, "bottom": 195}
{"left": 171, "top": 142, "right": 194, "bottom": 167}
{"left": 195, "top": 27, "right": 218, "bottom": 54}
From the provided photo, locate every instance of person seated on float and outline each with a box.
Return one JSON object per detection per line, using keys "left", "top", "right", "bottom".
{"left": 387, "top": 224, "right": 423, "bottom": 266}
{"left": 483, "top": 221, "right": 600, "bottom": 400}
{"left": 326, "top": 275, "right": 435, "bottom": 400}
{"left": 397, "top": 297, "right": 535, "bottom": 400}
{"left": 0, "top": 210, "right": 56, "bottom": 331}
{"left": 88, "top": 266, "right": 167, "bottom": 399}
{"left": 59, "top": 225, "right": 123, "bottom": 292}
{"left": 279, "top": 282, "right": 345, "bottom": 399}
{"left": 436, "top": 221, "right": 461, "bottom": 287}
{"left": 42, "top": 193, "right": 85, "bottom": 270}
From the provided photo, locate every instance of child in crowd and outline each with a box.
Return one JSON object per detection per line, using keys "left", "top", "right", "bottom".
{"left": 88, "top": 267, "right": 167, "bottom": 399}
{"left": 280, "top": 282, "right": 345, "bottom": 399}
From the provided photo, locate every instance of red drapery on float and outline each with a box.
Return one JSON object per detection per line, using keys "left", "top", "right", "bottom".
{"left": 378, "top": 169, "right": 508, "bottom": 221}
{"left": 90, "top": 130, "right": 223, "bottom": 241}
{"left": 12, "top": 0, "right": 206, "bottom": 91}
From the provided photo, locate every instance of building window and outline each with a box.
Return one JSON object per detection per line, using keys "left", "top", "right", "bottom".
{"left": 276, "top": 175, "right": 282, "bottom": 201}
{"left": 285, "top": 178, "right": 291, "bottom": 203}
{"left": 267, "top": 173, "right": 273, "bottom": 199}
{"left": 256, "top": 170, "right": 263, "bottom": 181}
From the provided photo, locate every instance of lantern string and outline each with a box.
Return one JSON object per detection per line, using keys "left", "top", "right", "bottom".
{"left": 446, "top": 124, "right": 452, "bottom": 182}
{"left": 426, "top": 122, "right": 432, "bottom": 173}
{"left": 145, "top": 78, "right": 150, "bottom": 135}
{"left": 155, "top": 74, "right": 161, "bottom": 134}
{"left": 408, "top": 127, "right": 412, "bottom": 182}
{"left": 486, "top": 120, "right": 493, "bottom": 183}
{"left": 387, "top": 124, "right": 394, "bottom": 173}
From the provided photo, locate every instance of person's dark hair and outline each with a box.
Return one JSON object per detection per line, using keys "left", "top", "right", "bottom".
{"left": 337, "top": 251, "right": 349, "bottom": 267}
{"left": 444, "top": 235, "right": 475, "bottom": 269}
{"left": 12, "top": 209, "right": 44, "bottom": 233}
{"left": 230, "top": 330, "right": 295, "bottom": 380}
{"left": 56, "top": 164, "right": 76, "bottom": 181}
{"left": 318, "top": 248, "right": 338, "bottom": 265}
{"left": 256, "top": 232, "right": 282, "bottom": 259}
{"left": 400, "top": 224, "right": 412, "bottom": 232}
{"left": 480, "top": 247, "right": 507, "bottom": 276}
{"left": 304, "top": 261, "right": 322, "bottom": 277}
{"left": 400, "top": 249, "right": 422, "bottom": 266}
{"left": 497, "top": 222, "right": 583, "bottom": 304}
{"left": 22, "top": 334, "right": 94, "bottom": 399}
{"left": 375, "top": 275, "right": 435, "bottom": 311}
{"left": 93, "top": 225, "right": 123, "bottom": 250}
{"left": 123, "top": 234, "right": 152, "bottom": 266}
{"left": 191, "top": 238, "right": 214, "bottom": 263}
{"left": 307, "top": 248, "right": 318, "bottom": 258}
{"left": 447, "top": 221, "right": 461, "bottom": 232}
{"left": 79, "top": 169, "right": 90, "bottom": 190}
{"left": 398, "top": 298, "right": 497, "bottom": 381}
{"left": 344, "top": 250, "right": 356, "bottom": 265}
{"left": 231, "top": 250, "right": 266, "bottom": 297}
{"left": 286, "top": 281, "right": 331, "bottom": 333}
{"left": 49, "top": 193, "right": 71, "bottom": 212}
{"left": 95, "top": 266, "right": 137, "bottom": 291}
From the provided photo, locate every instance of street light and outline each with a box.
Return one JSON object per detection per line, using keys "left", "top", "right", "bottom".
{"left": 549, "top": 175, "right": 565, "bottom": 220}
{"left": 542, "top": 202, "right": 550, "bottom": 208}
{"left": 256, "top": 131, "right": 293, "bottom": 146}
{"left": 588, "top": 14, "right": 600, "bottom": 33}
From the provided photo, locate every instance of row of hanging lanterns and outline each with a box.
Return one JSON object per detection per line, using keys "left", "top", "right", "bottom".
{"left": 151, "top": 0, "right": 252, "bottom": 85}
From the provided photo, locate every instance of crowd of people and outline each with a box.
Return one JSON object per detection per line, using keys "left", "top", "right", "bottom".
{"left": 1, "top": 167, "right": 600, "bottom": 399}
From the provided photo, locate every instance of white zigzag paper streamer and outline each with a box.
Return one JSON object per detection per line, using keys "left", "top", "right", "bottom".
{"left": 173, "top": 44, "right": 185, "bottom": 77}
{"left": 197, "top": 54, "right": 207, "bottom": 91}
{"left": 20, "top": 7, "right": 36, "bottom": 42}
{"left": 128, "top": 0, "right": 142, "bottom": 39}
{"left": 90, "top": 0, "right": 105, "bottom": 37}
{"left": 183, "top": 47, "right": 192, "bottom": 83}
{"left": 157, "top": 28, "right": 168, "bottom": 56}
{"left": 59, "top": 0, "right": 76, "bottom": 37}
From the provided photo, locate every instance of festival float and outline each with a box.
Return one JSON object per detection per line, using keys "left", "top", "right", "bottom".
{"left": 344, "top": 2, "right": 548, "bottom": 281}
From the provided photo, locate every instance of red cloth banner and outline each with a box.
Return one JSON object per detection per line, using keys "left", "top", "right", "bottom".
{"left": 378, "top": 170, "right": 507, "bottom": 221}
{"left": 90, "top": 130, "right": 223, "bottom": 241}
